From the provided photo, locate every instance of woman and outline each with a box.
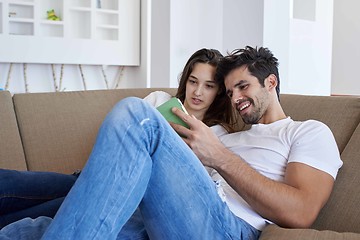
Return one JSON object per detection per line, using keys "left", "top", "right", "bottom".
{"left": 0, "top": 48, "right": 238, "bottom": 238}
{"left": 145, "top": 48, "right": 237, "bottom": 133}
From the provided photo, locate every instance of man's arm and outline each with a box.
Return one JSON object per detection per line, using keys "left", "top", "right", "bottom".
{"left": 213, "top": 149, "right": 334, "bottom": 228}
{"left": 171, "top": 108, "right": 335, "bottom": 228}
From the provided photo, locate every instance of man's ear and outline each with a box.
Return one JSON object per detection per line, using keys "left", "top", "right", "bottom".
{"left": 266, "top": 74, "right": 278, "bottom": 90}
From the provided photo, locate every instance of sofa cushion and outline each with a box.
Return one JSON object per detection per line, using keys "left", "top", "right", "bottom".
{"left": 0, "top": 91, "right": 27, "bottom": 170}
{"left": 259, "top": 224, "right": 360, "bottom": 240}
{"left": 13, "top": 88, "right": 177, "bottom": 174}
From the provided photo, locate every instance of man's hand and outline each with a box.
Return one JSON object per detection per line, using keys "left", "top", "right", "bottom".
{"left": 169, "top": 107, "right": 228, "bottom": 168}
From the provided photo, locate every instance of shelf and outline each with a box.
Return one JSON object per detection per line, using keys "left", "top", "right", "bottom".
{"left": 8, "top": 1, "right": 34, "bottom": 7}
{"left": 0, "top": 0, "right": 140, "bottom": 65}
{"left": 9, "top": 21, "right": 33, "bottom": 35}
{"left": 97, "top": 24, "right": 118, "bottom": 30}
{"left": 68, "top": 10, "right": 91, "bottom": 39}
{"left": 8, "top": 3, "right": 33, "bottom": 19}
{"left": 39, "top": 22, "right": 63, "bottom": 37}
{"left": 9, "top": 17, "right": 34, "bottom": 23}
{"left": 69, "top": 7, "right": 91, "bottom": 12}
{"left": 96, "top": 8, "right": 118, "bottom": 15}
{"left": 96, "top": 11, "right": 118, "bottom": 26}
{"left": 95, "top": 28, "right": 118, "bottom": 40}
{"left": 70, "top": 0, "right": 91, "bottom": 8}
{"left": 40, "top": 20, "right": 64, "bottom": 25}
{"left": 96, "top": 0, "right": 118, "bottom": 11}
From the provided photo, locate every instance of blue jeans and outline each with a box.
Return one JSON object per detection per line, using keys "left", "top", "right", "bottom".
{"left": 0, "top": 169, "right": 77, "bottom": 228}
{"left": 1, "top": 97, "right": 260, "bottom": 239}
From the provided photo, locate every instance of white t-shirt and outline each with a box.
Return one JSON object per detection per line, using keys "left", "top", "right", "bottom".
{"left": 211, "top": 117, "right": 343, "bottom": 230}
{"left": 143, "top": 91, "right": 173, "bottom": 108}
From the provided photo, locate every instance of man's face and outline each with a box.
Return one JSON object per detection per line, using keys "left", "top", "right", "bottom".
{"left": 224, "top": 66, "right": 270, "bottom": 124}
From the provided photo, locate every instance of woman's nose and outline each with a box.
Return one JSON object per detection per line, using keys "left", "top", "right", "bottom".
{"left": 194, "top": 86, "right": 202, "bottom": 96}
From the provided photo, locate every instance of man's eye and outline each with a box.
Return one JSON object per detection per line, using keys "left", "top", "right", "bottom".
{"left": 239, "top": 85, "right": 248, "bottom": 90}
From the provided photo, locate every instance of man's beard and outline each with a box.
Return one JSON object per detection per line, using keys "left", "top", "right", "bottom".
{"left": 238, "top": 96, "right": 266, "bottom": 124}
{"left": 241, "top": 109, "right": 262, "bottom": 124}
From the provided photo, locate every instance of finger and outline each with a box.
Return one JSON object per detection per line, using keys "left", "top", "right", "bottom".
{"left": 182, "top": 137, "right": 192, "bottom": 148}
{"left": 172, "top": 107, "right": 197, "bottom": 126}
{"left": 169, "top": 122, "right": 191, "bottom": 137}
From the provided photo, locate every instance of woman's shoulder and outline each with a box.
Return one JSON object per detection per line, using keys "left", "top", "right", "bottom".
{"left": 143, "top": 91, "right": 173, "bottom": 107}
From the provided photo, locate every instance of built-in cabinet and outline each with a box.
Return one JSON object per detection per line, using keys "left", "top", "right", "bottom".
{"left": 0, "top": 0, "right": 140, "bottom": 65}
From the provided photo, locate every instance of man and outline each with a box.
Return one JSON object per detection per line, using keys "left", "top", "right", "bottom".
{"left": 1, "top": 46, "right": 342, "bottom": 239}
{"left": 173, "top": 46, "right": 343, "bottom": 230}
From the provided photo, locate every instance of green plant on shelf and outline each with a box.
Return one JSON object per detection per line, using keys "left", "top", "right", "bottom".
{"left": 47, "top": 9, "right": 61, "bottom": 21}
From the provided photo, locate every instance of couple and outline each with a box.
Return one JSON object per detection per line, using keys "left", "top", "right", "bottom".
{"left": 0, "top": 46, "right": 342, "bottom": 239}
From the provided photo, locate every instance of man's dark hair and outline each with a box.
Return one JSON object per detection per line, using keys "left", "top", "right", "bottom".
{"left": 215, "top": 46, "right": 280, "bottom": 99}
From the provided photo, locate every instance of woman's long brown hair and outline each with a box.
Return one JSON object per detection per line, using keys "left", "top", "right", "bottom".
{"left": 175, "top": 48, "right": 240, "bottom": 133}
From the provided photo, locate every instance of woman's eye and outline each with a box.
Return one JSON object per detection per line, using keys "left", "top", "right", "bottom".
{"left": 189, "top": 79, "right": 196, "bottom": 84}
{"left": 206, "top": 84, "right": 215, "bottom": 89}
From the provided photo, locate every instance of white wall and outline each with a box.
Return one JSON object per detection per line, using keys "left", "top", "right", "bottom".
{"left": 148, "top": 0, "right": 171, "bottom": 87}
{"left": 264, "top": 0, "right": 334, "bottom": 96}
{"left": 331, "top": 0, "right": 360, "bottom": 95}
{"left": 289, "top": 0, "right": 334, "bottom": 96}
{"left": 263, "top": 0, "right": 291, "bottom": 94}
{"left": 168, "top": 0, "right": 223, "bottom": 87}
{"left": 222, "top": 0, "right": 264, "bottom": 53}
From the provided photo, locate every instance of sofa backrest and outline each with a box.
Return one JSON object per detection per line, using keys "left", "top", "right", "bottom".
{"left": 280, "top": 94, "right": 360, "bottom": 153}
{"left": 12, "top": 88, "right": 177, "bottom": 173}
{"left": 0, "top": 91, "right": 27, "bottom": 170}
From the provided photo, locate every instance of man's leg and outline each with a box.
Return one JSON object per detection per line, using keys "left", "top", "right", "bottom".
{"left": 116, "top": 208, "right": 149, "bottom": 240}
{"left": 41, "top": 97, "right": 259, "bottom": 240}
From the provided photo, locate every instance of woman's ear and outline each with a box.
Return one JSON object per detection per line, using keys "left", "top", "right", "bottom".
{"left": 217, "top": 85, "right": 223, "bottom": 95}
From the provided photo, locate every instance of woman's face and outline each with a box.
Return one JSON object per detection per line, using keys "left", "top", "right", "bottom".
{"left": 183, "top": 63, "right": 219, "bottom": 121}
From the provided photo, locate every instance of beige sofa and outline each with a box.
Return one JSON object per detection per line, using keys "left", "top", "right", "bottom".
{"left": 0, "top": 88, "right": 359, "bottom": 239}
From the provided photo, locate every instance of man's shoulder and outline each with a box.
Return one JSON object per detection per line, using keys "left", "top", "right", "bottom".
{"left": 291, "top": 119, "right": 329, "bottom": 130}
{"left": 287, "top": 119, "right": 334, "bottom": 140}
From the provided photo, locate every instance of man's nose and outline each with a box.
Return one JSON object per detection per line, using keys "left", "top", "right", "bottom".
{"left": 232, "top": 90, "right": 245, "bottom": 105}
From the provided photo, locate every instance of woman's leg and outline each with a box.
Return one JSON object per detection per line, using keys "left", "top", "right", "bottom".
{"left": 0, "top": 169, "right": 78, "bottom": 228}
{"left": 0, "top": 197, "right": 64, "bottom": 228}
{"left": 0, "top": 169, "right": 77, "bottom": 215}
{"left": 0, "top": 217, "right": 52, "bottom": 240}
{"left": 41, "top": 97, "right": 259, "bottom": 240}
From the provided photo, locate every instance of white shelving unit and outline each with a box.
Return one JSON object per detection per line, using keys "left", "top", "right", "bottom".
{"left": 0, "top": 0, "right": 140, "bottom": 65}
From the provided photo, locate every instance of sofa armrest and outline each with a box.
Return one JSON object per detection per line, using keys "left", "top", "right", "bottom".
{"left": 259, "top": 224, "right": 360, "bottom": 240}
